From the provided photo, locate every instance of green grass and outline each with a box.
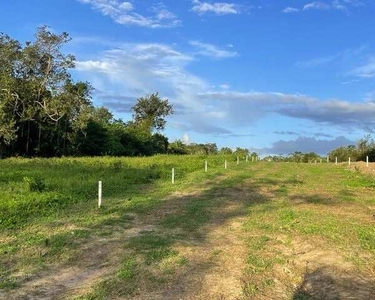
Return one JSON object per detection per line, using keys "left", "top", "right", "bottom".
{"left": 0, "top": 154, "right": 235, "bottom": 292}
{"left": 1, "top": 158, "right": 375, "bottom": 299}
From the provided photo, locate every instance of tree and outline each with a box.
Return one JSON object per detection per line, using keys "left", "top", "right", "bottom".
{"left": 132, "top": 93, "right": 173, "bottom": 133}
{"left": 168, "top": 140, "right": 188, "bottom": 154}
{"left": 234, "top": 147, "right": 249, "bottom": 158}
{"left": 220, "top": 147, "right": 233, "bottom": 154}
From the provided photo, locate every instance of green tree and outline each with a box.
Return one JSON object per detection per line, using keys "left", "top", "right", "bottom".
{"left": 132, "top": 93, "right": 173, "bottom": 133}
{"left": 220, "top": 147, "right": 233, "bottom": 154}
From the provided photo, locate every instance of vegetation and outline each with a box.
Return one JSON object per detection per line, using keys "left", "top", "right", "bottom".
{"left": 329, "top": 135, "right": 375, "bottom": 162}
{"left": 0, "top": 27, "right": 178, "bottom": 158}
{"left": 1, "top": 157, "right": 374, "bottom": 299}
{"left": 263, "top": 151, "right": 323, "bottom": 163}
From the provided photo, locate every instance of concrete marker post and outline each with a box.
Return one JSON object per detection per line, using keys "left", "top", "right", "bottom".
{"left": 367, "top": 156, "right": 369, "bottom": 167}
{"left": 237, "top": 156, "right": 239, "bottom": 165}
{"left": 172, "top": 168, "right": 175, "bottom": 184}
{"left": 335, "top": 157, "right": 338, "bottom": 165}
{"left": 205, "top": 160, "right": 208, "bottom": 172}
{"left": 98, "top": 181, "right": 102, "bottom": 208}
{"left": 225, "top": 160, "right": 227, "bottom": 170}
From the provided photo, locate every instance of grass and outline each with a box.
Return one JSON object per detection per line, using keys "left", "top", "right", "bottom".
{"left": 0, "top": 155, "right": 233, "bottom": 293}
{"left": 1, "top": 157, "right": 375, "bottom": 299}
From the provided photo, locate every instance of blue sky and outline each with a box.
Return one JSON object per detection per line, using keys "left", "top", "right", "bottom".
{"left": 2, "top": 0, "right": 375, "bottom": 155}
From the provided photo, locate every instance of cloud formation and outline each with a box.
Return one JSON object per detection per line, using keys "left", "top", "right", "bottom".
{"left": 283, "top": 0, "right": 366, "bottom": 14}
{"left": 254, "top": 136, "right": 354, "bottom": 156}
{"left": 191, "top": 0, "right": 241, "bottom": 15}
{"left": 189, "top": 41, "right": 237, "bottom": 58}
{"left": 303, "top": 2, "right": 331, "bottom": 10}
{"left": 76, "top": 41, "right": 375, "bottom": 137}
{"left": 350, "top": 58, "right": 375, "bottom": 78}
{"left": 77, "top": 0, "right": 180, "bottom": 28}
{"left": 282, "top": 7, "right": 300, "bottom": 13}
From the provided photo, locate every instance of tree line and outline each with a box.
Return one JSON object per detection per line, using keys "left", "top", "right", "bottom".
{"left": 0, "top": 26, "right": 180, "bottom": 158}
{"left": 0, "top": 27, "right": 256, "bottom": 159}
{"left": 262, "top": 135, "right": 375, "bottom": 163}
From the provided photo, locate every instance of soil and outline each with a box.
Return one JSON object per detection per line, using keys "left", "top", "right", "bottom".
{"left": 4, "top": 170, "right": 375, "bottom": 300}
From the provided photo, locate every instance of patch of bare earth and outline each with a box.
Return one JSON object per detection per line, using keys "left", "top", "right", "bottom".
{"left": 347, "top": 161, "right": 375, "bottom": 176}
{"left": 277, "top": 237, "right": 375, "bottom": 299}
{"left": 6, "top": 176, "right": 248, "bottom": 300}
{"left": 6, "top": 221, "right": 159, "bottom": 300}
{"left": 131, "top": 188, "right": 252, "bottom": 300}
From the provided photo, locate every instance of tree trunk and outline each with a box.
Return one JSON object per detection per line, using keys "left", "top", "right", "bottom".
{"left": 63, "top": 119, "right": 67, "bottom": 155}
{"left": 26, "top": 121, "right": 30, "bottom": 156}
{"left": 37, "top": 123, "right": 42, "bottom": 154}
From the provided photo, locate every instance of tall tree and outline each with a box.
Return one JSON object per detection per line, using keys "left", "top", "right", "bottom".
{"left": 132, "top": 93, "right": 173, "bottom": 133}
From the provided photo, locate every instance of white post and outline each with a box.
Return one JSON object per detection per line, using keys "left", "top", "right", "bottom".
{"left": 252, "top": 156, "right": 254, "bottom": 162}
{"left": 367, "top": 156, "right": 369, "bottom": 167}
{"left": 172, "top": 168, "right": 175, "bottom": 184}
{"left": 237, "top": 156, "right": 239, "bottom": 165}
{"left": 327, "top": 156, "right": 329, "bottom": 163}
{"left": 348, "top": 157, "right": 351, "bottom": 166}
{"left": 98, "top": 181, "right": 102, "bottom": 208}
{"left": 246, "top": 155, "right": 248, "bottom": 162}
{"left": 320, "top": 159, "right": 322, "bottom": 164}
{"left": 335, "top": 157, "right": 338, "bottom": 165}
{"left": 225, "top": 160, "right": 227, "bottom": 170}
{"left": 205, "top": 160, "right": 208, "bottom": 172}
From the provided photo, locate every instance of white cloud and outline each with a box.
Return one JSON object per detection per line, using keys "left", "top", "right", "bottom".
{"left": 351, "top": 59, "right": 375, "bottom": 78}
{"left": 303, "top": 2, "right": 331, "bottom": 10}
{"left": 191, "top": 0, "right": 241, "bottom": 15}
{"left": 77, "top": 0, "right": 180, "bottom": 28}
{"left": 219, "top": 84, "right": 231, "bottom": 90}
{"left": 182, "top": 133, "right": 191, "bottom": 144}
{"left": 254, "top": 136, "right": 354, "bottom": 156}
{"left": 332, "top": 0, "right": 348, "bottom": 12}
{"left": 282, "top": 7, "right": 300, "bottom": 13}
{"left": 296, "top": 0, "right": 366, "bottom": 13}
{"left": 76, "top": 41, "right": 375, "bottom": 136}
{"left": 189, "top": 41, "right": 237, "bottom": 58}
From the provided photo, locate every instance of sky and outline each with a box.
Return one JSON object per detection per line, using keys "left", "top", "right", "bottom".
{"left": 1, "top": 0, "right": 375, "bottom": 155}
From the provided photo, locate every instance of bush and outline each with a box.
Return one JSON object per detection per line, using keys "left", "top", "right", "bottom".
{"left": 23, "top": 176, "right": 46, "bottom": 192}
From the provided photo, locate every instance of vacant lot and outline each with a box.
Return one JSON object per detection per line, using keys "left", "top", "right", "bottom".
{"left": 1, "top": 158, "right": 375, "bottom": 299}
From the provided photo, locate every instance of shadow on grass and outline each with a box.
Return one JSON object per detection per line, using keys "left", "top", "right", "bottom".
{"left": 4, "top": 163, "right": 373, "bottom": 299}
{"left": 293, "top": 267, "right": 375, "bottom": 300}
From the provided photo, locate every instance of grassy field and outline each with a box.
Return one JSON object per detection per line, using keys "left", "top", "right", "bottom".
{"left": 1, "top": 157, "right": 375, "bottom": 299}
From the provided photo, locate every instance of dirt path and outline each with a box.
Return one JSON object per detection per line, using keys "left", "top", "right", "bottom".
{"left": 158, "top": 200, "right": 249, "bottom": 300}
{"left": 5, "top": 165, "right": 375, "bottom": 300}
{"left": 6, "top": 174, "right": 252, "bottom": 300}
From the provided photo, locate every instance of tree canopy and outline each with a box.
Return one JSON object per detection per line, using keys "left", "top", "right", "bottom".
{"left": 132, "top": 93, "right": 173, "bottom": 133}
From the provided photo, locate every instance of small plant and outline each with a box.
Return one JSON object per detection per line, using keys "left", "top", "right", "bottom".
{"left": 111, "top": 161, "right": 122, "bottom": 171}
{"left": 23, "top": 176, "right": 46, "bottom": 192}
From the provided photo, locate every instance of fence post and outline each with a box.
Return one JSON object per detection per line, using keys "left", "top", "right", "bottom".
{"left": 205, "top": 160, "right": 208, "bottom": 172}
{"left": 327, "top": 156, "right": 329, "bottom": 163}
{"left": 98, "top": 181, "right": 102, "bottom": 208}
{"left": 225, "top": 160, "right": 227, "bottom": 170}
{"left": 172, "top": 168, "right": 175, "bottom": 184}
{"left": 335, "top": 157, "right": 338, "bottom": 165}
{"left": 367, "top": 156, "right": 369, "bottom": 167}
{"left": 237, "top": 156, "right": 239, "bottom": 165}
